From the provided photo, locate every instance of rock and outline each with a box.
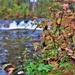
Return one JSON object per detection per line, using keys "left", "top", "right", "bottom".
{"left": 0, "top": 70, "right": 7, "bottom": 75}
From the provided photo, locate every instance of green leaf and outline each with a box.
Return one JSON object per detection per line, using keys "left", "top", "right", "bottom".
{"left": 49, "top": 64, "right": 55, "bottom": 68}
{"left": 27, "top": 67, "right": 32, "bottom": 74}
{"left": 38, "top": 64, "right": 45, "bottom": 71}
{"left": 51, "top": 49, "right": 56, "bottom": 56}
{"left": 73, "top": 35, "right": 75, "bottom": 43}
{"left": 38, "top": 63, "right": 49, "bottom": 72}
{"left": 59, "top": 62, "right": 70, "bottom": 67}
{"left": 29, "top": 62, "right": 36, "bottom": 70}
{"left": 38, "top": 64, "right": 54, "bottom": 72}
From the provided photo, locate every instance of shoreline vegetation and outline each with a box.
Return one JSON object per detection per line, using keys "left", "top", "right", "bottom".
{"left": 0, "top": 0, "right": 75, "bottom": 75}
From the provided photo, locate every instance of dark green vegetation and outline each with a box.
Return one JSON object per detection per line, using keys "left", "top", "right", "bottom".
{"left": 0, "top": 0, "right": 75, "bottom": 75}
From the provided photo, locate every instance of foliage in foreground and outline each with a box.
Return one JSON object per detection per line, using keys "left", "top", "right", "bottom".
{"left": 9, "top": 0, "right": 75, "bottom": 75}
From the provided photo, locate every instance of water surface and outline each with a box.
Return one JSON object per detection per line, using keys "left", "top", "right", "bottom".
{"left": 0, "top": 19, "right": 42, "bottom": 67}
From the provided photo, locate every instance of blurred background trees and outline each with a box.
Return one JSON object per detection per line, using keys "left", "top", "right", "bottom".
{"left": 0, "top": 0, "right": 75, "bottom": 19}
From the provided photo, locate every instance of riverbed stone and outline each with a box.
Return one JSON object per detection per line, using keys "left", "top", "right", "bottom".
{"left": 0, "top": 70, "right": 7, "bottom": 75}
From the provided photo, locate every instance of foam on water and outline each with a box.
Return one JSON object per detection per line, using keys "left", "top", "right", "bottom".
{"left": 0, "top": 19, "right": 43, "bottom": 30}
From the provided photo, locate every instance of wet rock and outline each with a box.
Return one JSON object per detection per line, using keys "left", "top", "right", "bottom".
{"left": 0, "top": 42, "right": 7, "bottom": 47}
{"left": 0, "top": 55, "right": 7, "bottom": 64}
{"left": 0, "top": 70, "right": 7, "bottom": 75}
{"left": 0, "top": 48, "right": 8, "bottom": 65}
{"left": 3, "top": 50, "right": 9, "bottom": 53}
{"left": 0, "top": 36, "right": 3, "bottom": 40}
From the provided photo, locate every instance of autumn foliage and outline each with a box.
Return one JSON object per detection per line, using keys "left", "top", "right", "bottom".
{"left": 33, "top": 0, "right": 75, "bottom": 74}
{"left": 15, "top": 0, "right": 75, "bottom": 75}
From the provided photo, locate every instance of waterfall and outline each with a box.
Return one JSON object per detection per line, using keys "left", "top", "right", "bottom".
{"left": 0, "top": 19, "right": 43, "bottom": 30}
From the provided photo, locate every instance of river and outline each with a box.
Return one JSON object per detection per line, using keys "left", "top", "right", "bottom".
{"left": 0, "top": 19, "right": 43, "bottom": 69}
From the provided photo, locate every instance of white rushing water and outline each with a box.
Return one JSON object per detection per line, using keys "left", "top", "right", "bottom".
{"left": 0, "top": 19, "right": 43, "bottom": 30}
